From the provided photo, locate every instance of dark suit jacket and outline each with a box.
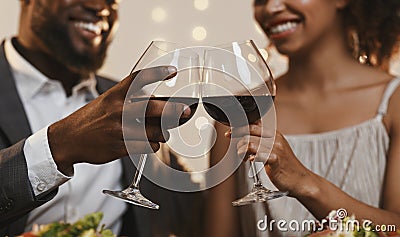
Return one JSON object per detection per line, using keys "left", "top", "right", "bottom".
{"left": 0, "top": 41, "right": 141, "bottom": 236}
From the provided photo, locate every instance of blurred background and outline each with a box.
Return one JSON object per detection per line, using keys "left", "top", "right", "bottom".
{"left": 1, "top": 0, "right": 398, "bottom": 78}
{"left": 1, "top": 0, "right": 399, "bottom": 175}
{"left": 0, "top": 0, "right": 287, "bottom": 179}
{"left": 0, "top": 0, "right": 285, "bottom": 79}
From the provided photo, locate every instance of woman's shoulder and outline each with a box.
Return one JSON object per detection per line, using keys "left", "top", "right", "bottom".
{"left": 384, "top": 76, "right": 400, "bottom": 107}
{"left": 383, "top": 76, "right": 400, "bottom": 132}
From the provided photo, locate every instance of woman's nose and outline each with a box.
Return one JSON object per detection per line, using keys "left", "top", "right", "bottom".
{"left": 263, "top": 0, "right": 285, "bottom": 15}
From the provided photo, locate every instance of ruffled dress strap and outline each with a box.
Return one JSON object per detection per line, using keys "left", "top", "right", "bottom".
{"left": 376, "top": 77, "right": 400, "bottom": 120}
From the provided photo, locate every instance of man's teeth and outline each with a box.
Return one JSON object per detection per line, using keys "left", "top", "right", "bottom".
{"left": 270, "top": 21, "right": 298, "bottom": 34}
{"left": 75, "top": 22, "right": 107, "bottom": 35}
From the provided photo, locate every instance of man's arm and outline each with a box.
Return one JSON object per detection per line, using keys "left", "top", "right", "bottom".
{"left": 0, "top": 66, "right": 191, "bottom": 227}
{"left": 0, "top": 140, "right": 57, "bottom": 227}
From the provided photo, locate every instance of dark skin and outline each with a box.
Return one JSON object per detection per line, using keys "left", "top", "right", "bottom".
{"left": 16, "top": 0, "right": 191, "bottom": 174}
{"left": 241, "top": 0, "right": 400, "bottom": 225}
{"left": 49, "top": 67, "right": 191, "bottom": 175}
{"left": 208, "top": 0, "right": 400, "bottom": 235}
{"left": 16, "top": 0, "right": 120, "bottom": 95}
{"left": 12, "top": 36, "right": 80, "bottom": 96}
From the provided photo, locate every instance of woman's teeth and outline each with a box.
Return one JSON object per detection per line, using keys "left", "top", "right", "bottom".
{"left": 270, "top": 21, "right": 298, "bottom": 34}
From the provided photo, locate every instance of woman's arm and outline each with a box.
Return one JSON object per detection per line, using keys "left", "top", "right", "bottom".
{"left": 205, "top": 122, "right": 243, "bottom": 237}
{"left": 230, "top": 95, "right": 400, "bottom": 227}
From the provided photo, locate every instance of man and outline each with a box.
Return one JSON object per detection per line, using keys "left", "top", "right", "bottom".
{"left": 0, "top": 0, "right": 190, "bottom": 235}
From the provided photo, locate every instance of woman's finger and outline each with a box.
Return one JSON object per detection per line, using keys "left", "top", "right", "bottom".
{"left": 227, "top": 124, "right": 275, "bottom": 138}
{"left": 236, "top": 136, "right": 273, "bottom": 163}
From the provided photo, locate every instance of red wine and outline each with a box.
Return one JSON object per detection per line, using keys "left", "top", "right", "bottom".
{"left": 129, "top": 97, "right": 199, "bottom": 126}
{"left": 202, "top": 95, "right": 274, "bottom": 127}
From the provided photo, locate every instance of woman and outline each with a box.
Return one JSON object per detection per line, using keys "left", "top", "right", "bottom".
{"left": 208, "top": 0, "right": 400, "bottom": 236}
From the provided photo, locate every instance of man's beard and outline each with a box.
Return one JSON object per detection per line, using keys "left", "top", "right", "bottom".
{"left": 31, "top": 5, "right": 108, "bottom": 75}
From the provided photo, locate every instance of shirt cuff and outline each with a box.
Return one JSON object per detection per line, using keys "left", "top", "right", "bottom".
{"left": 24, "top": 126, "right": 73, "bottom": 196}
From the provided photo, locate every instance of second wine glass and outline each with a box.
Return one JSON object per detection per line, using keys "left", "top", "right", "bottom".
{"left": 103, "top": 41, "right": 200, "bottom": 209}
{"left": 202, "top": 40, "right": 288, "bottom": 206}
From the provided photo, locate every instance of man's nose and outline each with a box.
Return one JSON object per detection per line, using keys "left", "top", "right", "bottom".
{"left": 82, "top": 0, "right": 111, "bottom": 17}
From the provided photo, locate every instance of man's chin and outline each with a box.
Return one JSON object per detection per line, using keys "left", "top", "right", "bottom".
{"left": 61, "top": 51, "right": 107, "bottom": 75}
{"left": 67, "top": 61, "right": 104, "bottom": 76}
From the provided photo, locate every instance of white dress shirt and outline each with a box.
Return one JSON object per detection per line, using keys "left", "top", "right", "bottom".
{"left": 4, "top": 39, "right": 126, "bottom": 233}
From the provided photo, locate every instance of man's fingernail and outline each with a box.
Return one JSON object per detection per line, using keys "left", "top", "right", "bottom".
{"left": 182, "top": 105, "right": 191, "bottom": 116}
{"left": 248, "top": 154, "right": 256, "bottom": 161}
{"left": 168, "top": 66, "right": 177, "bottom": 75}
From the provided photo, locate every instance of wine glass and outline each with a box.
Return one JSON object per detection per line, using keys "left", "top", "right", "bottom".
{"left": 202, "top": 40, "right": 288, "bottom": 206}
{"left": 103, "top": 41, "right": 200, "bottom": 209}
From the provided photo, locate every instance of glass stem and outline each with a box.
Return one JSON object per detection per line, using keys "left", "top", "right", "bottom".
{"left": 250, "top": 160, "right": 263, "bottom": 188}
{"left": 131, "top": 154, "right": 147, "bottom": 189}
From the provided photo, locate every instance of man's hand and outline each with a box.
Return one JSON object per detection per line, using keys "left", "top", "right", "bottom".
{"left": 48, "top": 66, "right": 191, "bottom": 174}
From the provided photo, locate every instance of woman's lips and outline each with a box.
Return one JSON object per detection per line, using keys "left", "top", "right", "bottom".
{"left": 267, "top": 20, "right": 299, "bottom": 40}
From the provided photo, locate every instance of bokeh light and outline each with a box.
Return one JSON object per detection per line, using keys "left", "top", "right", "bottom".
{"left": 247, "top": 53, "right": 257, "bottom": 63}
{"left": 192, "top": 26, "right": 207, "bottom": 41}
{"left": 255, "top": 23, "right": 264, "bottom": 35}
{"left": 152, "top": 7, "right": 167, "bottom": 22}
{"left": 194, "top": 0, "right": 209, "bottom": 11}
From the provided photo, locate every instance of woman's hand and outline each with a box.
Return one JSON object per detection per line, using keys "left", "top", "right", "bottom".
{"left": 226, "top": 120, "right": 316, "bottom": 198}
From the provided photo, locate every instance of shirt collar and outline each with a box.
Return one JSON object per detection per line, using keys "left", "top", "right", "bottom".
{"left": 5, "top": 38, "right": 99, "bottom": 101}
{"left": 5, "top": 38, "right": 49, "bottom": 101}
{"left": 71, "top": 76, "right": 99, "bottom": 99}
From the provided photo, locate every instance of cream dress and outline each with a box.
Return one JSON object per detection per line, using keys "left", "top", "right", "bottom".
{"left": 249, "top": 78, "right": 400, "bottom": 237}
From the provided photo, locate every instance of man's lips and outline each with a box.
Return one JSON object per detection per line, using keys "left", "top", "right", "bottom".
{"left": 73, "top": 21, "right": 109, "bottom": 36}
{"left": 71, "top": 20, "right": 110, "bottom": 46}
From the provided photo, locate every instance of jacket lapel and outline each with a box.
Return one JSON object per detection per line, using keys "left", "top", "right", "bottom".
{"left": 0, "top": 41, "right": 32, "bottom": 236}
{"left": 0, "top": 41, "right": 32, "bottom": 146}
{"left": 95, "top": 75, "right": 117, "bottom": 94}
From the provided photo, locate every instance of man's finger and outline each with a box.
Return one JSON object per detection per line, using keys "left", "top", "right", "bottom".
{"left": 124, "top": 99, "right": 191, "bottom": 120}
{"left": 125, "top": 140, "right": 161, "bottom": 154}
{"left": 123, "top": 125, "right": 170, "bottom": 143}
{"left": 129, "top": 66, "right": 177, "bottom": 92}
{"left": 108, "top": 66, "right": 177, "bottom": 99}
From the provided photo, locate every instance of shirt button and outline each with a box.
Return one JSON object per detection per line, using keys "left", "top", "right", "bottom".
{"left": 68, "top": 206, "right": 78, "bottom": 219}
{"left": 5, "top": 200, "right": 14, "bottom": 210}
{"left": 36, "top": 182, "right": 46, "bottom": 192}
{"left": 41, "top": 84, "right": 51, "bottom": 93}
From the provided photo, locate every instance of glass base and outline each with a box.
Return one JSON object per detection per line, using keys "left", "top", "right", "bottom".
{"left": 103, "top": 188, "right": 159, "bottom": 210}
{"left": 232, "top": 185, "right": 288, "bottom": 206}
